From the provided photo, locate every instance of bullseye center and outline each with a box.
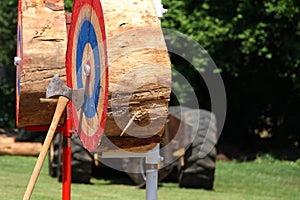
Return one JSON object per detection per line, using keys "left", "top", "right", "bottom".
{"left": 84, "top": 61, "right": 91, "bottom": 76}
{"left": 81, "top": 44, "right": 95, "bottom": 98}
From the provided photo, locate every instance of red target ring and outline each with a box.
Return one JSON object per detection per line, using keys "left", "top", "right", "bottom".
{"left": 16, "top": 0, "right": 23, "bottom": 127}
{"left": 66, "top": 0, "right": 108, "bottom": 151}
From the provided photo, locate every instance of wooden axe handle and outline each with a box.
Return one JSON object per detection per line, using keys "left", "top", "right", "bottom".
{"left": 39, "top": 98, "right": 58, "bottom": 104}
{"left": 23, "top": 96, "right": 70, "bottom": 200}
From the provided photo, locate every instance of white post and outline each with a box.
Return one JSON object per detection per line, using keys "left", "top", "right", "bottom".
{"left": 152, "top": 0, "right": 167, "bottom": 19}
{"left": 145, "top": 144, "right": 160, "bottom": 200}
{"left": 99, "top": 143, "right": 161, "bottom": 200}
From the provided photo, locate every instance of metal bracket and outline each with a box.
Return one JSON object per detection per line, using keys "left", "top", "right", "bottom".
{"left": 14, "top": 56, "right": 21, "bottom": 66}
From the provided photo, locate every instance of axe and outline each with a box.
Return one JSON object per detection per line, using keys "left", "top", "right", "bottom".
{"left": 23, "top": 74, "right": 84, "bottom": 200}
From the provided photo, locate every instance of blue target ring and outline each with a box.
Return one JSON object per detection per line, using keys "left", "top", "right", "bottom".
{"left": 17, "top": 25, "right": 22, "bottom": 96}
{"left": 76, "top": 20, "right": 101, "bottom": 118}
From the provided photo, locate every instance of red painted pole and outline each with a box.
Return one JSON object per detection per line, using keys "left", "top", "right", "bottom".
{"left": 62, "top": 110, "right": 72, "bottom": 200}
{"left": 63, "top": 9, "right": 73, "bottom": 200}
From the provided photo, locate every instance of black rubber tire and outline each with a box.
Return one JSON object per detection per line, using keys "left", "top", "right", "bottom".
{"left": 15, "top": 129, "right": 46, "bottom": 143}
{"left": 48, "top": 133, "right": 93, "bottom": 183}
{"left": 124, "top": 158, "right": 147, "bottom": 187}
{"left": 48, "top": 133, "right": 60, "bottom": 177}
{"left": 124, "top": 157, "right": 174, "bottom": 188}
{"left": 178, "top": 109, "right": 217, "bottom": 190}
{"left": 69, "top": 134, "right": 93, "bottom": 183}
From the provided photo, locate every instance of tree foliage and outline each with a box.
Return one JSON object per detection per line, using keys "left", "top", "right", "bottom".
{"left": 162, "top": 0, "right": 300, "bottom": 149}
{"left": 0, "top": 0, "right": 18, "bottom": 127}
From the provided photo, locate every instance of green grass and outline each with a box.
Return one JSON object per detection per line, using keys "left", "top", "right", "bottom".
{"left": 0, "top": 155, "right": 299, "bottom": 200}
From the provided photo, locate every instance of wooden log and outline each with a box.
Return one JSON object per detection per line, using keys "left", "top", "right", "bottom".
{"left": 101, "top": 0, "right": 171, "bottom": 139}
{"left": 0, "top": 142, "right": 42, "bottom": 156}
{"left": 0, "top": 135, "right": 42, "bottom": 156}
{"left": 17, "top": 0, "right": 171, "bottom": 151}
{"left": 0, "top": 135, "right": 15, "bottom": 144}
{"left": 16, "top": 0, "right": 68, "bottom": 127}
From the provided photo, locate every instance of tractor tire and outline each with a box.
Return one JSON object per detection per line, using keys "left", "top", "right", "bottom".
{"left": 124, "top": 158, "right": 147, "bottom": 187}
{"left": 69, "top": 134, "right": 93, "bottom": 183}
{"left": 48, "top": 133, "right": 60, "bottom": 177}
{"left": 124, "top": 157, "right": 174, "bottom": 188}
{"left": 178, "top": 109, "right": 217, "bottom": 190}
{"left": 48, "top": 133, "right": 93, "bottom": 183}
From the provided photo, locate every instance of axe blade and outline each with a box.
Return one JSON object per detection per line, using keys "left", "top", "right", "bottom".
{"left": 46, "top": 74, "right": 84, "bottom": 110}
{"left": 71, "top": 89, "right": 85, "bottom": 111}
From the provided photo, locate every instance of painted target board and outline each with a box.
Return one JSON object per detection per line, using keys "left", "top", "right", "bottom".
{"left": 66, "top": 0, "right": 108, "bottom": 151}
{"left": 16, "top": 0, "right": 23, "bottom": 125}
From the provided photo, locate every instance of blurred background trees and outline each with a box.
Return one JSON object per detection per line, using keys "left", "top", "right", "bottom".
{"left": 0, "top": 0, "right": 18, "bottom": 127}
{"left": 161, "top": 0, "right": 300, "bottom": 155}
{"left": 0, "top": 0, "right": 299, "bottom": 156}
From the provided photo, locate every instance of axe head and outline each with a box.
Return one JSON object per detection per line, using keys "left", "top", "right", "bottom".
{"left": 46, "top": 74, "right": 84, "bottom": 110}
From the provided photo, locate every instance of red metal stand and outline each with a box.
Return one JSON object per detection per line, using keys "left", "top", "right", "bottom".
{"left": 62, "top": 146, "right": 71, "bottom": 199}
{"left": 62, "top": 111, "right": 72, "bottom": 200}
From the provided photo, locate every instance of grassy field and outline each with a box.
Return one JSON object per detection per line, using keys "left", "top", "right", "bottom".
{"left": 0, "top": 155, "right": 299, "bottom": 200}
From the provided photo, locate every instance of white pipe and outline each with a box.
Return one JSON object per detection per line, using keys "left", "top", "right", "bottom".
{"left": 152, "top": 0, "right": 167, "bottom": 19}
{"left": 146, "top": 144, "right": 160, "bottom": 200}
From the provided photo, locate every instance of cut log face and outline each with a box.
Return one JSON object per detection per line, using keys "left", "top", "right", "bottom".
{"left": 16, "top": 0, "right": 68, "bottom": 127}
